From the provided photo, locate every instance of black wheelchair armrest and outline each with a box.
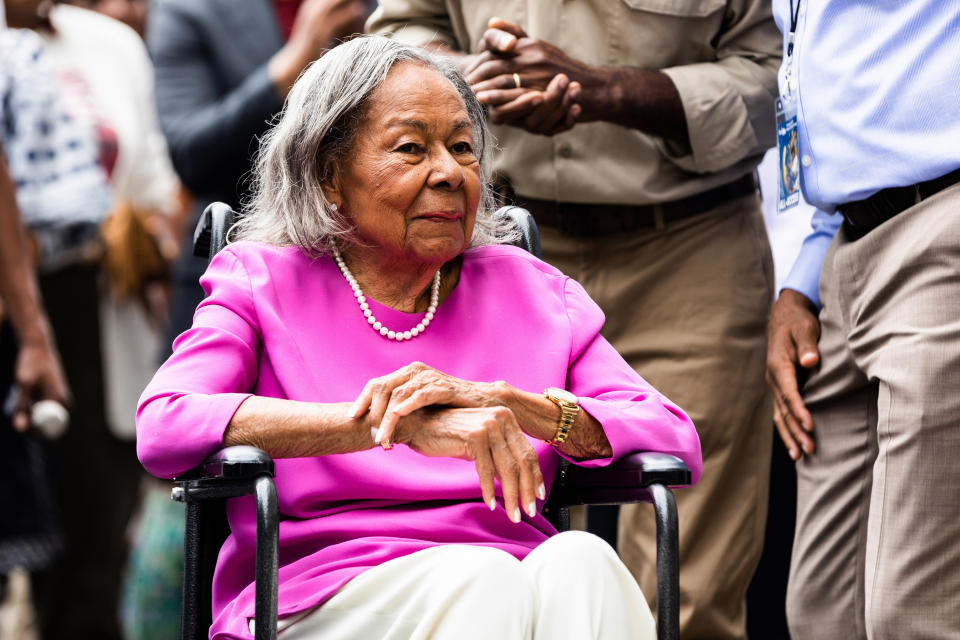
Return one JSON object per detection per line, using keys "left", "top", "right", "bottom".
{"left": 177, "top": 445, "right": 275, "bottom": 483}
{"left": 555, "top": 452, "right": 690, "bottom": 506}
{"left": 173, "top": 446, "right": 279, "bottom": 640}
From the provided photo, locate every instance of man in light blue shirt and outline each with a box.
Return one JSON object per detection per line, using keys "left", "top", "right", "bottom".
{"left": 765, "top": 2, "right": 960, "bottom": 639}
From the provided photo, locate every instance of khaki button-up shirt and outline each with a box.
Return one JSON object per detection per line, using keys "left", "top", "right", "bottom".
{"left": 369, "top": 0, "right": 781, "bottom": 205}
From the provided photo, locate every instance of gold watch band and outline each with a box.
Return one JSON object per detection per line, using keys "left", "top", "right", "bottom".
{"left": 543, "top": 388, "right": 580, "bottom": 446}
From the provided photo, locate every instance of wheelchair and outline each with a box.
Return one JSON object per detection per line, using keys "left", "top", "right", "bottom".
{"left": 171, "top": 202, "right": 691, "bottom": 640}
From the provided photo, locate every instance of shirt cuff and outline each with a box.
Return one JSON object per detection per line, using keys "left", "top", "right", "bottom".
{"left": 659, "top": 63, "right": 759, "bottom": 174}
{"left": 781, "top": 209, "right": 843, "bottom": 308}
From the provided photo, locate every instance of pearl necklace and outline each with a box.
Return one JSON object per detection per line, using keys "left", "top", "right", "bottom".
{"left": 332, "top": 249, "right": 441, "bottom": 342}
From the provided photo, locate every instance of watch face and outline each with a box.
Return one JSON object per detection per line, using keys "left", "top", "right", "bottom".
{"left": 547, "top": 387, "right": 578, "bottom": 404}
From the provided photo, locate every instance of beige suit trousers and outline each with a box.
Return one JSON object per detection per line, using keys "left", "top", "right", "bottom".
{"left": 541, "top": 195, "right": 774, "bottom": 640}
{"left": 787, "top": 184, "right": 960, "bottom": 640}
{"left": 256, "top": 531, "right": 655, "bottom": 640}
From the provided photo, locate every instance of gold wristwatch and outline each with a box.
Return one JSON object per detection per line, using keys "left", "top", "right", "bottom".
{"left": 543, "top": 387, "right": 580, "bottom": 446}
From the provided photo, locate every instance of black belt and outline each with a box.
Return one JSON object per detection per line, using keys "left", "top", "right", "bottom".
{"left": 518, "top": 174, "right": 757, "bottom": 237}
{"left": 839, "top": 168, "right": 960, "bottom": 240}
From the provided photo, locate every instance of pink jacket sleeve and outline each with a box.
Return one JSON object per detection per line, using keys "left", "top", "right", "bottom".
{"left": 136, "top": 249, "right": 259, "bottom": 478}
{"left": 562, "top": 277, "right": 702, "bottom": 485}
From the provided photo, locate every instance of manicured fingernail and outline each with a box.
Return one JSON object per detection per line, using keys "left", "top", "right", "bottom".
{"left": 370, "top": 427, "right": 378, "bottom": 443}
{"left": 512, "top": 508, "right": 521, "bottom": 523}
{"left": 537, "top": 483, "right": 546, "bottom": 500}
{"left": 488, "top": 499, "right": 497, "bottom": 510}
{"left": 374, "top": 427, "right": 383, "bottom": 443}
{"left": 349, "top": 401, "right": 362, "bottom": 418}
{"left": 790, "top": 448, "right": 799, "bottom": 460}
{"left": 527, "top": 501, "right": 537, "bottom": 518}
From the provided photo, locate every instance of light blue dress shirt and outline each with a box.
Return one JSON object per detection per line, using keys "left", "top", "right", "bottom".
{"left": 773, "top": 1, "right": 960, "bottom": 306}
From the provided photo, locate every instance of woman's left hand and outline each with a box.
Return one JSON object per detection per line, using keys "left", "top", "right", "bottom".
{"left": 350, "top": 361, "right": 508, "bottom": 447}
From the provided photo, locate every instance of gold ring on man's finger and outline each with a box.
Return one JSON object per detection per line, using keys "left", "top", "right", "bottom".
{"left": 512, "top": 73, "right": 522, "bottom": 89}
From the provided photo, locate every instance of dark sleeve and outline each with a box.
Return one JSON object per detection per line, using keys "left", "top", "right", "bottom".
{"left": 147, "top": 1, "right": 284, "bottom": 198}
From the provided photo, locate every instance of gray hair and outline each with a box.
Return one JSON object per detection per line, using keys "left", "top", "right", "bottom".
{"left": 233, "top": 35, "right": 514, "bottom": 253}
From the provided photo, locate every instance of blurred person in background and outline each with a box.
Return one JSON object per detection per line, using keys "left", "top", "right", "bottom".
{"left": 369, "top": 3, "right": 780, "bottom": 638}
{"left": 6, "top": 0, "right": 187, "bottom": 637}
{"left": 0, "top": 15, "right": 71, "bottom": 636}
{"left": 40, "top": 2, "right": 191, "bottom": 638}
{"left": 148, "top": 0, "right": 370, "bottom": 360}
{"left": 34, "top": 0, "right": 185, "bottom": 447}
{"left": 0, "top": 3, "right": 116, "bottom": 636}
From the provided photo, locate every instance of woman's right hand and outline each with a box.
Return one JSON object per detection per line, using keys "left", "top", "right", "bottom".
{"left": 391, "top": 406, "right": 545, "bottom": 524}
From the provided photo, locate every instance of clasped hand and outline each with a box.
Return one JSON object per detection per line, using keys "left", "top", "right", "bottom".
{"left": 350, "top": 361, "right": 544, "bottom": 523}
{"left": 463, "top": 18, "right": 588, "bottom": 136}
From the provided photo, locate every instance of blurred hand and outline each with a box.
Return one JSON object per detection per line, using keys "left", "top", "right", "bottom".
{"left": 269, "top": 0, "right": 368, "bottom": 97}
{"left": 766, "top": 289, "right": 820, "bottom": 460}
{"left": 288, "top": 0, "right": 368, "bottom": 61}
{"left": 12, "top": 333, "right": 71, "bottom": 433}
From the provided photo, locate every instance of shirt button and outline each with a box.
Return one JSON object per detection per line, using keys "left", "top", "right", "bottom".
{"left": 801, "top": 155, "right": 812, "bottom": 167}
{"left": 557, "top": 142, "right": 573, "bottom": 158}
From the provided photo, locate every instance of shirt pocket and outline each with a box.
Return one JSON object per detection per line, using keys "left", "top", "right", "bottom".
{"left": 620, "top": 0, "right": 726, "bottom": 18}
{"left": 610, "top": 0, "right": 727, "bottom": 67}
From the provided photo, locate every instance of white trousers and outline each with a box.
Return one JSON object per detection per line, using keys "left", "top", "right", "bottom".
{"left": 253, "top": 530, "right": 655, "bottom": 640}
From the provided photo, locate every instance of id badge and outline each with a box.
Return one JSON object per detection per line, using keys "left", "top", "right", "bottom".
{"left": 776, "top": 95, "right": 800, "bottom": 213}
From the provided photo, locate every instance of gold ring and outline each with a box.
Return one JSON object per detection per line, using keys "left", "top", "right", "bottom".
{"left": 513, "top": 72, "right": 522, "bottom": 89}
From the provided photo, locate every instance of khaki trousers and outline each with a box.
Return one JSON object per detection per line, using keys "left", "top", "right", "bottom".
{"left": 787, "top": 184, "right": 960, "bottom": 640}
{"left": 256, "top": 531, "right": 655, "bottom": 639}
{"left": 540, "top": 195, "right": 774, "bottom": 640}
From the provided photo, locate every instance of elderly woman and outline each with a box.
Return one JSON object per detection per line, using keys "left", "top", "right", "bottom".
{"left": 137, "top": 36, "right": 701, "bottom": 640}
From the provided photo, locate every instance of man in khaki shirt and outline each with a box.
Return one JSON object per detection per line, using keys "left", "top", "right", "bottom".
{"left": 370, "top": 2, "right": 780, "bottom": 638}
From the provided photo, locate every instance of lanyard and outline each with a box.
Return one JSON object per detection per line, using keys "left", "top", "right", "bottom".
{"left": 787, "top": 0, "right": 802, "bottom": 55}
